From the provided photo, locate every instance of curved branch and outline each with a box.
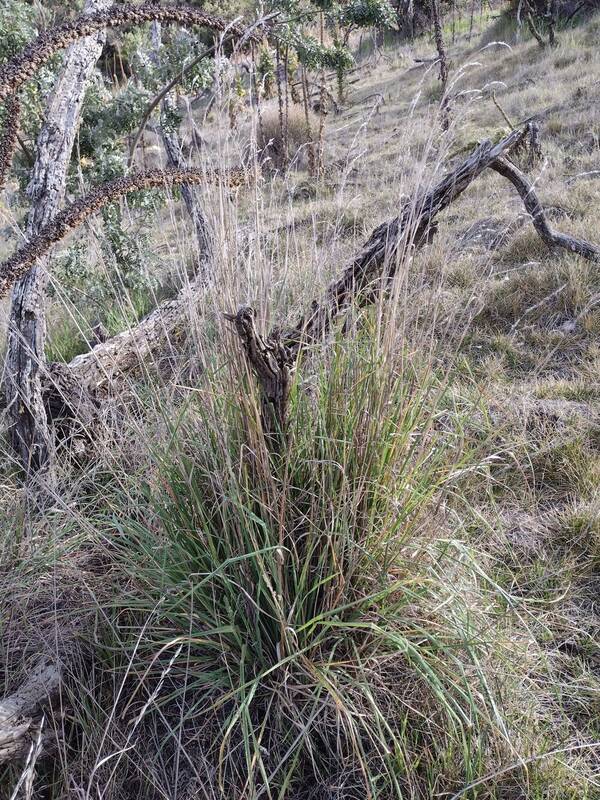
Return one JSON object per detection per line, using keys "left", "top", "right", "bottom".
{"left": 0, "top": 4, "right": 248, "bottom": 101}
{"left": 490, "top": 157, "right": 600, "bottom": 262}
{"left": 0, "top": 166, "right": 250, "bottom": 298}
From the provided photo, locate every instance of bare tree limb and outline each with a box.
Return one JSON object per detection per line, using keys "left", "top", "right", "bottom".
{"left": 281, "top": 126, "right": 530, "bottom": 354}
{"left": 223, "top": 307, "right": 293, "bottom": 447}
{"left": 226, "top": 124, "right": 600, "bottom": 440}
{"left": 126, "top": 12, "right": 276, "bottom": 167}
{"left": 490, "top": 157, "right": 600, "bottom": 262}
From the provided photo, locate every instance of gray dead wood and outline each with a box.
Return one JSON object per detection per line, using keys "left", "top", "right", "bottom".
{"left": 490, "top": 157, "right": 600, "bottom": 262}
{"left": 4, "top": 0, "right": 112, "bottom": 500}
{"left": 0, "top": 660, "right": 60, "bottom": 763}
{"left": 223, "top": 307, "right": 294, "bottom": 448}
{"left": 226, "top": 124, "right": 600, "bottom": 437}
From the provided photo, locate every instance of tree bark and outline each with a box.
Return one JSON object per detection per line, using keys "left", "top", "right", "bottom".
{"left": 0, "top": 660, "right": 60, "bottom": 763}
{"left": 4, "top": 0, "right": 112, "bottom": 500}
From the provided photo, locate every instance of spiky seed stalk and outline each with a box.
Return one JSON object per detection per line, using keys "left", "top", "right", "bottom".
{"left": 0, "top": 4, "right": 249, "bottom": 101}
{"left": 0, "top": 95, "right": 20, "bottom": 192}
{"left": 0, "top": 167, "right": 250, "bottom": 297}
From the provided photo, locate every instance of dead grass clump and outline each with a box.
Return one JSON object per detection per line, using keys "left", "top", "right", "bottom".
{"left": 257, "top": 104, "right": 318, "bottom": 170}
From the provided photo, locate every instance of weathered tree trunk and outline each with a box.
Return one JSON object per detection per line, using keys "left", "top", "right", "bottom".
{"left": 4, "top": 0, "right": 112, "bottom": 500}
{"left": 151, "top": 21, "right": 213, "bottom": 277}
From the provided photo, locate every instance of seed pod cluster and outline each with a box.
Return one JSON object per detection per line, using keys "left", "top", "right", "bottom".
{"left": 0, "top": 94, "right": 20, "bottom": 192}
{"left": 0, "top": 166, "right": 253, "bottom": 297}
{"left": 0, "top": 4, "right": 249, "bottom": 100}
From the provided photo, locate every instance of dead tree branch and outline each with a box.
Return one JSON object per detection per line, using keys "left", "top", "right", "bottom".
{"left": 223, "top": 307, "right": 294, "bottom": 446}
{"left": 282, "top": 127, "right": 529, "bottom": 354}
{"left": 226, "top": 124, "right": 600, "bottom": 440}
{"left": 490, "top": 157, "right": 600, "bottom": 262}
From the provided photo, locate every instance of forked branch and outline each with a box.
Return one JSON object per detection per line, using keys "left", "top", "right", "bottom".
{"left": 490, "top": 157, "right": 600, "bottom": 262}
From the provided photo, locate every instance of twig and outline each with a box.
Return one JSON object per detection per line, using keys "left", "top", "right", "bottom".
{"left": 127, "top": 13, "right": 276, "bottom": 167}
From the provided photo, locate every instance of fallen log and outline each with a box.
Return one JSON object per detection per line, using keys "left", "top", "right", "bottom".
{"left": 227, "top": 124, "right": 600, "bottom": 437}
{"left": 0, "top": 660, "right": 60, "bottom": 763}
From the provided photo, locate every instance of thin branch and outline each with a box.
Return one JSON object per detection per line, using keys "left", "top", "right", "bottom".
{"left": 127, "top": 43, "right": 216, "bottom": 169}
{"left": 127, "top": 12, "right": 276, "bottom": 167}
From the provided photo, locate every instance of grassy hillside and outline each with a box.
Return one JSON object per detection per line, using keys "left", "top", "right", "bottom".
{"left": 1, "top": 5, "right": 599, "bottom": 798}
